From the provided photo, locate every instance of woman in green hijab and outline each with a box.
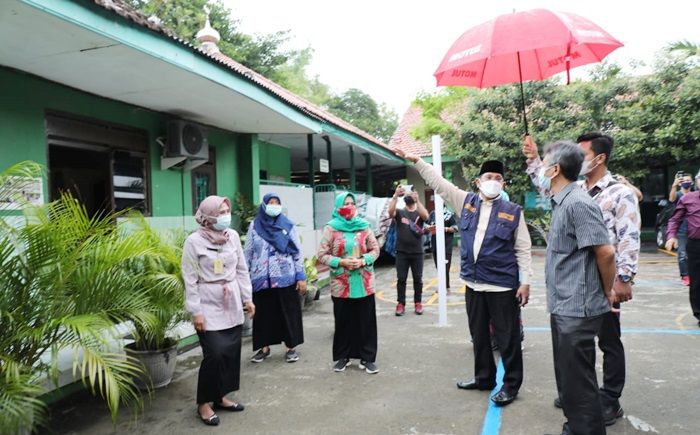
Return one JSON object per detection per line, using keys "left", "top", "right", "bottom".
{"left": 317, "top": 192, "right": 380, "bottom": 374}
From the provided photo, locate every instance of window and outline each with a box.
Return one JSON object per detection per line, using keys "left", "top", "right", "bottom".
{"left": 191, "top": 147, "right": 216, "bottom": 210}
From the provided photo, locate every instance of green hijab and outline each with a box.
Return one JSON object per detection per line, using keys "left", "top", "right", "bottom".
{"left": 327, "top": 192, "right": 370, "bottom": 232}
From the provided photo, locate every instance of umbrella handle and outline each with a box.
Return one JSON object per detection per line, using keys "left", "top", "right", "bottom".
{"left": 517, "top": 52, "right": 529, "bottom": 135}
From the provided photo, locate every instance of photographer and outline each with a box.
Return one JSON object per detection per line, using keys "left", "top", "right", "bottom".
{"left": 388, "top": 184, "right": 429, "bottom": 315}
{"left": 670, "top": 172, "right": 695, "bottom": 286}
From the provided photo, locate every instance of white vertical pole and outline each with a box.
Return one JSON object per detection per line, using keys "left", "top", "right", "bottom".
{"left": 432, "top": 135, "right": 448, "bottom": 327}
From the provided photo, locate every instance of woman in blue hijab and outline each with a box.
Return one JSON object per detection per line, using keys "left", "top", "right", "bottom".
{"left": 244, "top": 193, "right": 306, "bottom": 364}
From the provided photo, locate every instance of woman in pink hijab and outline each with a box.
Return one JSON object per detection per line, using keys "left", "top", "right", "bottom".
{"left": 182, "top": 195, "right": 256, "bottom": 426}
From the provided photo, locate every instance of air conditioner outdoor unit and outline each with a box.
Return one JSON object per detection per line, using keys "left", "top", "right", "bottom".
{"left": 161, "top": 120, "right": 209, "bottom": 170}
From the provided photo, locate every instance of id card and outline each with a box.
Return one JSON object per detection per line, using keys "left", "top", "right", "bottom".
{"left": 214, "top": 258, "right": 224, "bottom": 274}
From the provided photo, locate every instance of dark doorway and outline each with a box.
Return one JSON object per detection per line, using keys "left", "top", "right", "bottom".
{"left": 49, "top": 145, "right": 111, "bottom": 217}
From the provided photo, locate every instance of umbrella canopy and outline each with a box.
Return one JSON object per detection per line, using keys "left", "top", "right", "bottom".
{"left": 434, "top": 9, "right": 623, "bottom": 88}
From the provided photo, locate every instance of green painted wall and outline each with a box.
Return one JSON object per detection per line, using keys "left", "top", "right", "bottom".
{"left": 237, "top": 134, "right": 260, "bottom": 204}
{"left": 0, "top": 67, "right": 243, "bottom": 218}
{"left": 258, "top": 141, "right": 291, "bottom": 182}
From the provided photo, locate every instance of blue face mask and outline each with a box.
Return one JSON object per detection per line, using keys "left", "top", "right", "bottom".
{"left": 538, "top": 166, "right": 554, "bottom": 191}
{"left": 681, "top": 181, "right": 692, "bottom": 190}
{"left": 212, "top": 214, "right": 231, "bottom": 231}
{"left": 265, "top": 204, "right": 283, "bottom": 217}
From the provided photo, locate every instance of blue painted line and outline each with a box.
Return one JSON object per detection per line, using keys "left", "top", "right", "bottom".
{"left": 480, "top": 359, "right": 504, "bottom": 435}
{"left": 524, "top": 326, "right": 700, "bottom": 335}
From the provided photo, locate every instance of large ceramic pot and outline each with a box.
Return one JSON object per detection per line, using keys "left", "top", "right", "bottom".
{"left": 124, "top": 340, "right": 178, "bottom": 389}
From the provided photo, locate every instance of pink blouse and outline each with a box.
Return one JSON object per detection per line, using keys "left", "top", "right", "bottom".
{"left": 182, "top": 229, "right": 253, "bottom": 331}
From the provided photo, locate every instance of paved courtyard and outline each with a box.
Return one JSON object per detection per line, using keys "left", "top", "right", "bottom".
{"left": 49, "top": 246, "right": 700, "bottom": 435}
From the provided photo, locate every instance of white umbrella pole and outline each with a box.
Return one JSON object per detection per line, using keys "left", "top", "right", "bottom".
{"left": 432, "top": 135, "right": 448, "bottom": 327}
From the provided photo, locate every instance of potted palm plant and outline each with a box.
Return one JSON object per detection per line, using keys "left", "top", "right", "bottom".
{"left": 122, "top": 217, "right": 188, "bottom": 390}
{"left": 0, "top": 167, "right": 157, "bottom": 434}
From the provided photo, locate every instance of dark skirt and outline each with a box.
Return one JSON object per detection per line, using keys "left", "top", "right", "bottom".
{"left": 332, "top": 294, "right": 378, "bottom": 362}
{"left": 196, "top": 326, "right": 241, "bottom": 404}
{"left": 252, "top": 285, "right": 304, "bottom": 350}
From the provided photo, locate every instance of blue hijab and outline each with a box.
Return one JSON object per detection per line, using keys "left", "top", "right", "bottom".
{"left": 253, "top": 193, "right": 299, "bottom": 255}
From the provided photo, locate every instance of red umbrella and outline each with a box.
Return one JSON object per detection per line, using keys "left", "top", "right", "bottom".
{"left": 434, "top": 8, "right": 623, "bottom": 133}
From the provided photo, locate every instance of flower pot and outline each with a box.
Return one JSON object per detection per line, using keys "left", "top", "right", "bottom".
{"left": 124, "top": 341, "right": 178, "bottom": 389}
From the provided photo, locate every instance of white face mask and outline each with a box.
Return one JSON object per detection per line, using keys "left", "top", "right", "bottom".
{"left": 579, "top": 155, "right": 600, "bottom": 176}
{"left": 478, "top": 179, "right": 503, "bottom": 199}
{"left": 265, "top": 204, "right": 282, "bottom": 217}
{"left": 213, "top": 214, "right": 231, "bottom": 231}
{"left": 538, "top": 166, "right": 553, "bottom": 191}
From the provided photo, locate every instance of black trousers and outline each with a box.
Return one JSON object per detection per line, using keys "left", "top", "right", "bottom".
{"left": 597, "top": 307, "right": 625, "bottom": 408}
{"left": 465, "top": 288, "right": 523, "bottom": 394}
{"left": 252, "top": 285, "right": 304, "bottom": 351}
{"left": 551, "top": 314, "right": 606, "bottom": 435}
{"left": 687, "top": 239, "right": 700, "bottom": 321}
{"left": 396, "top": 252, "right": 424, "bottom": 304}
{"left": 196, "top": 326, "right": 242, "bottom": 404}
{"left": 431, "top": 243, "right": 453, "bottom": 289}
{"left": 332, "top": 295, "right": 378, "bottom": 362}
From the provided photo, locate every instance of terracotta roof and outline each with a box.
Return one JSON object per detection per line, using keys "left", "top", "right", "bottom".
{"left": 92, "top": 0, "right": 393, "bottom": 153}
{"left": 388, "top": 106, "right": 433, "bottom": 156}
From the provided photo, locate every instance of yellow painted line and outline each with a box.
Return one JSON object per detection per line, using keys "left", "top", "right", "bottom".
{"left": 658, "top": 248, "right": 678, "bottom": 257}
{"left": 426, "top": 292, "right": 439, "bottom": 305}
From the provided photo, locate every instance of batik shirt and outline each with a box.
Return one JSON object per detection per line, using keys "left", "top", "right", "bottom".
{"left": 527, "top": 158, "right": 640, "bottom": 277}
{"left": 317, "top": 227, "right": 380, "bottom": 298}
{"left": 243, "top": 223, "right": 306, "bottom": 292}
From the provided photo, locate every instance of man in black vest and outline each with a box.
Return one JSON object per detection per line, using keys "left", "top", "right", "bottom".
{"left": 394, "top": 148, "right": 532, "bottom": 407}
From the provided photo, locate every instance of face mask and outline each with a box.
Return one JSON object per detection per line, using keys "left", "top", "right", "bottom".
{"left": 213, "top": 214, "right": 231, "bottom": 231}
{"left": 404, "top": 196, "right": 415, "bottom": 206}
{"left": 681, "top": 182, "right": 692, "bottom": 190}
{"left": 265, "top": 204, "right": 282, "bottom": 217}
{"left": 338, "top": 205, "right": 356, "bottom": 220}
{"left": 478, "top": 180, "right": 503, "bottom": 199}
{"left": 579, "top": 156, "right": 600, "bottom": 176}
{"left": 538, "top": 166, "right": 553, "bottom": 191}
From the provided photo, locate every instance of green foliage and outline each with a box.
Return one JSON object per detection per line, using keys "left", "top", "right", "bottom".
{"left": 231, "top": 192, "right": 258, "bottom": 232}
{"left": 304, "top": 256, "right": 319, "bottom": 283}
{"left": 0, "top": 188, "right": 160, "bottom": 433}
{"left": 123, "top": 215, "right": 188, "bottom": 351}
{"left": 409, "top": 48, "right": 700, "bottom": 202}
{"left": 325, "top": 88, "right": 399, "bottom": 142}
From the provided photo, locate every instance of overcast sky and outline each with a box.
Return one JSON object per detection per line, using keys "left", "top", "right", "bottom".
{"left": 224, "top": 1, "right": 698, "bottom": 116}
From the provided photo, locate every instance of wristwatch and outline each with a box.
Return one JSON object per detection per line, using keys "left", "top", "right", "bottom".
{"left": 618, "top": 275, "right": 632, "bottom": 283}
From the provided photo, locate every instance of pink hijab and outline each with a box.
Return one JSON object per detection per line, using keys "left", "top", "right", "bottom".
{"left": 195, "top": 195, "right": 232, "bottom": 245}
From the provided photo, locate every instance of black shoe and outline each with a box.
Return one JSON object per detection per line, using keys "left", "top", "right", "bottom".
{"left": 285, "top": 349, "right": 300, "bottom": 363}
{"left": 333, "top": 358, "right": 351, "bottom": 372}
{"left": 359, "top": 360, "right": 379, "bottom": 374}
{"left": 213, "top": 401, "right": 245, "bottom": 412}
{"left": 603, "top": 405, "right": 624, "bottom": 426}
{"left": 250, "top": 348, "right": 270, "bottom": 363}
{"left": 197, "top": 410, "right": 220, "bottom": 426}
{"left": 490, "top": 389, "right": 517, "bottom": 406}
{"left": 553, "top": 397, "right": 562, "bottom": 408}
{"left": 456, "top": 379, "right": 495, "bottom": 390}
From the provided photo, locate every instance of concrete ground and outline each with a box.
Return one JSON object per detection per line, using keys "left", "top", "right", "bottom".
{"left": 48, "top": 245, "right": 700, "bottom": 435}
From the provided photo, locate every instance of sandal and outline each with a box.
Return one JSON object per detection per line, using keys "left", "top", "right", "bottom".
{"left": 214, "top": 401, "right": 245, "bottom": 412}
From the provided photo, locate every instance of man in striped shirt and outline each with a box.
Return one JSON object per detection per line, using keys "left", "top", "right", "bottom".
{"left": 524, "top": 133, "right": 640, "bottom": 427}
{"left": 536, "top": 141, "right": 617, "bottom": 435}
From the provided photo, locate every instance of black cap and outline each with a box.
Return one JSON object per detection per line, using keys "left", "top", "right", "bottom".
{"left": 479, "top": 160, "right": 505, "bottom": 176}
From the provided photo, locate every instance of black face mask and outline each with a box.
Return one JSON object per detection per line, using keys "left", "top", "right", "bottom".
{"left": 404, "top": 197, "right": 415, "bottom": 206}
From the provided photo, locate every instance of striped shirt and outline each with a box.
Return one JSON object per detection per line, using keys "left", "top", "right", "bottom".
{"left": 527, "top": 158, "right": 640, "bottom": 277}
{"left": 546, "top": 182, "right": 612, "bottom": 317}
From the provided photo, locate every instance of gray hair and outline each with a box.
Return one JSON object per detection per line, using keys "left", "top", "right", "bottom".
{"left": 543, "top": 140, "right": 585, "bottom": 182}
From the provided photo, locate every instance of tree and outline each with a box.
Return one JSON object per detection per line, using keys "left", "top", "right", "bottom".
{"left": 410, "top": 48, "right": 700, "bottom": 203}
{"left": 325, "top": 88, "right": 398, "bottom": 142}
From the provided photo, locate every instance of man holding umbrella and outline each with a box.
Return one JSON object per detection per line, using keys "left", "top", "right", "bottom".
{"left": 523, "top": 133, "right": 640, "bottom": 427}
{"left": 395, "top": 147, "right": 532, "bottom": 407}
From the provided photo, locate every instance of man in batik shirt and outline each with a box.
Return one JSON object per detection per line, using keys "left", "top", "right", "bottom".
{"left": 523, "top": 132, "right": 640, "bottom": 427}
